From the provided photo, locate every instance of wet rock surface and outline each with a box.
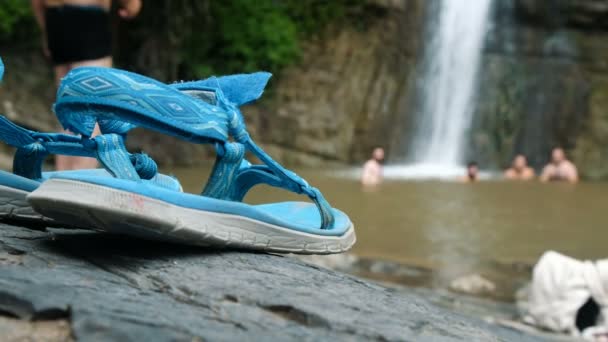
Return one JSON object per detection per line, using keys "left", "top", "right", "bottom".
{"left": 0, "top": 222, "right": 546, "bottom": 341}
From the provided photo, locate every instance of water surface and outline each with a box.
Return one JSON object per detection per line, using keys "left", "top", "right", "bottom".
{"left": 172, "top": 166, "right": 606, "bottom": 287}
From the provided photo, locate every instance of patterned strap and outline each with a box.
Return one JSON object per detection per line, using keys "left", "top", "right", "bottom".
{"left": 70, "top": 73, "right": 269, "bottom": 136}
{"left": 0, "top": 115, "right": 156, "bottom": 180}
{"left": 93, "top": 134, "right": 144, "bottom": 180}
{"left": 173, "top": 72, "right": 272, "bottom": 106}
{"left": 201, "top": 142, "right": 245, "bottom": 199}
{"left": 55, "top": 67, "right": 231, "bottom": 143}
{"left": 0, "top": 115, "right": 90, "bottom": 179}
{"left": 95, "top": 74, "right": 269, "bottom": 135}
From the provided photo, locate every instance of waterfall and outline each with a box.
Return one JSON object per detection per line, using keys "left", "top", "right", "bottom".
{"left": 386, "top": 0, "right": 493, "bottom": 179}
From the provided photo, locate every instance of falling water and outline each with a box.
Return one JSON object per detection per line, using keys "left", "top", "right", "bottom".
{"left": 385, "top": 0, "right": 493, "bottom": 179}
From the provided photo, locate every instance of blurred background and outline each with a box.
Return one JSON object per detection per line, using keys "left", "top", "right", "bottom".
{"left": 0, "top": 0, "right": 607, "bottom": 303}
{"left": 1, "top": 0, "right": 607, "bottom": 173}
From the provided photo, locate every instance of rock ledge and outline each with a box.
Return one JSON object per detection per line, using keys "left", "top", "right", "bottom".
{"left": 0, "top": 223, "right": 539, "bottom": 341}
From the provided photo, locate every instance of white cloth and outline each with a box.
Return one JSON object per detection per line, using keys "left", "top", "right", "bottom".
{"left": 519, "top": 251, "right": 608, "bottom": 339}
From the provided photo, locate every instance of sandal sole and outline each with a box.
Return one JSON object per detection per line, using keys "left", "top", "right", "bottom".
{"left": 27, "top": 179, "right": 356, "bottom": 254}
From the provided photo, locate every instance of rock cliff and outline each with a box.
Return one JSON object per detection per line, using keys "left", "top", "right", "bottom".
{"left": 246, "top": 0, "right": 424, "bottom": 165}
{"left": 471, "top": 0, "right": 608, "bottom": 178}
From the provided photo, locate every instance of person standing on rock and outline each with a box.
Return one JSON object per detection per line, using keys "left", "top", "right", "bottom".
{"left": 540, "top": 147, "right": 579, "bottom": 183}
{"left": 361, "top": 147, "right": 385, "bottom": 187}
{"left": 31, "top": 0, "right": 141, "bottom": 170}
{"left": 504, "top": 154, "right": 535, "bottom": 181}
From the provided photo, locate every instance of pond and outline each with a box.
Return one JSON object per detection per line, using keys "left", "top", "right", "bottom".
{"left": 172, "top": 166, "right": 607, "bottom": 296}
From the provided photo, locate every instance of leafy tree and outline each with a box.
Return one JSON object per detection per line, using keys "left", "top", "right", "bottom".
{"left": 0, "top": 0, "right": 368, "bottom": 79}
{"left": 0, "top": 0, "right": 37, "bottom": 43}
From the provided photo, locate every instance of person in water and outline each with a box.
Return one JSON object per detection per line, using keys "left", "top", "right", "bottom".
{"left": 504, "top": 154, "right": 535, "bottom": 180}
{"left": 31, "top": 0, "right": 141, "bottom": 170}
{"left": 461, "top": 161, "right": 479, "bottom": 183}
{"left": 361, "top": 147, "right": 385, "bottom": 186}
{"left": 540, "top": 147, "right": 579, "bottom": 183}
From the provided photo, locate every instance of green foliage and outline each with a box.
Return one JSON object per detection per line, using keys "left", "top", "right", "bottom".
{"left": 0, "top": 0, "right": 36, "bottom": 43}
{"left": 283, "top": 0, "right": 366, "bottom": 37}
{"left": 192, "top": 0, "right": 300, "bottom": 76}
{"left": 182, "top": 0, "right": 366, "bottom": 78}
{"left": 0, "top": 0, "right": 371, "bottom": 79}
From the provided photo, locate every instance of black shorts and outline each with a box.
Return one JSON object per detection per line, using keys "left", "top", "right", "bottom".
{"left": 45, "top": 5, "right": 112, "bottom": 65}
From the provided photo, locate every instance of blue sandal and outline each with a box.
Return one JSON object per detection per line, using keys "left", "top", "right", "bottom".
{"left": 0, "top": 58, "right": 181, "bottom": 222}
{"left": 0, "top": 116, "right": 182, "bottom": 222}
{"left": 28, "top": 67, "right": 355, "bottom": 254}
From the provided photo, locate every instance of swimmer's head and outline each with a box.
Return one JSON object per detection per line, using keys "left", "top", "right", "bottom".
{"left": 551, "top": 147, "right": 566, "bottom": 164}
{"left": 467, "top": 161, "right": 479, "bottom": 180}
{"left": 513, "top": 154, "right": 528, "bottom": 170}
{"left": 372, "top": 147, "right": 385, "bottom": 163}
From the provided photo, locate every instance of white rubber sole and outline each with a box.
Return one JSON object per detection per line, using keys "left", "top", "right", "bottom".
{"left": 27, "top": 179, "right": 356, "bottom": 254}
{"left": 0, "top": 184, "right": 48, "bottom": 221}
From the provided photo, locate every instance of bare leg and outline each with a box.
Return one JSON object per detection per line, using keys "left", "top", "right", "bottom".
{"left": 53, "top": 63, "right": 74, "bottom": 171}
{"left": 54, "top": 57, "right": 112, "bottom": 170}
{"left": 70, "top": 56, "right": 112, "bottom": 69}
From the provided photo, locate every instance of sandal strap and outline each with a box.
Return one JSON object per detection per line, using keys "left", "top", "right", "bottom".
{"left": 93, "top": 134, "right": 143, "bottom": 180}
{"left": 63, "top": 72, "right": 268, "bottom": 136}
{"left": 55, "top": 68, "right": 231, "bottom": 143}
{"left": 227, "top": 163, "right": 289, "bottom": 201}
{"left": 201, "top": 141, "right": 245, "bottom": 199}
{"left": 0, "top": 115, "right": 156, "bottom": 180}
{"left": 173, "top": 72, "right": 272, "bottom": 107}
